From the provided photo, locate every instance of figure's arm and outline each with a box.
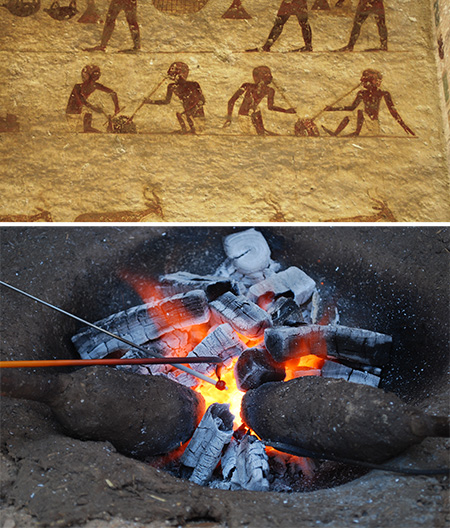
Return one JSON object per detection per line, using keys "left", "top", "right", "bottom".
{"left": 267, "top": 88, "right": 296, "bottom": 113}
{"left": 325, "top": 91, "right": 363, "bottom": 112}
{"left": 144, "top": 84, "right": 174, "bottom": 105}
{"left": 95, "top": 82, "right": 120, "bottom": 114}
{"left": 224, "top": 85, "right": 245, "bottom": 126}
{"left": 383, "top": 91, "right": 416, "bottom": 136}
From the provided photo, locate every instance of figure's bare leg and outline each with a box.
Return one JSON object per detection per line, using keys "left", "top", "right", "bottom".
{"left": 83, "top": 113, "right": 101, "bottom": 133}
{"left": 261, "top": 15, "right": 290, "bottom": 51}
{"left": 84, "top": 0, "right": 122, "bottom": 51}
{"left": 376, "top": 15, "right": 388, "bottom": 50}
{"left": 291, "top": 15, "right": 312, "bottom": 51}
{"left": 322, "top": 115, "right": 350, "bottom": 136}
{"left": 343, "top": 110, "right": 364, "bottom": 136}
{"left": 186, "top": 114, "right": 196, "bottom": 134}
{"left": 175, "top": 112, "right": 188, "bottom": 133}
{"left": 336, "top": 13, "right": 368, "bottom": 51}
{"left": 119, "top": 1, "right": 141, "bottom": 52}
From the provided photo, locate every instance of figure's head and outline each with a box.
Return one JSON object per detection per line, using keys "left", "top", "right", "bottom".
{"left": 360, "top": 69, "right": 382, "bottom": 88}
{"left": 253, "top": 66, "right": 272, "bottom": 85}
{"left": 81, "top": 65, "right": 101, "bottom": 82}
{"left": 167, "top": 62, "right": 189, "bottom": 81}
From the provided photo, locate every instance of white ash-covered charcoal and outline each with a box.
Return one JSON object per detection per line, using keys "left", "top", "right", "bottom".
{"left": 248, "top": 266, "right": 316, "bottom": 307}
{"left": 309, "top": 290, "right": 321, "bottom": 324}
{"left": 264, "top": 324, "right": 392, "bottom": 367}
{"left": 210, "top": 292, "right": 272, "bottom": 338}
{"left": 321, "top": 360, "right": 380, "bottom": 386}
{"left": 321, "top": 360, "right": 352, "bottom": 380}
{"left": 242, "top": 377, "right": 450, "bottom": 464}
{"left": 266, "top": 297, "right": 304, "bottom": 327}
{"left": 223, "top": 228, "right": 271, "bottom": 276}
{"left": 180, "top": 403, "right": 234, "bottom": 486}
{"left": 221, "top": 433, "right": 270, "bottom": 491}
{"left": 235, "top": 347, "right": 286, "bottom": 391}
{"left": 72, "top": 290, "right": 210, "bottom": 360}
{"left": 117, "top": 329, "right": 193, "bottom": 375}
{"left": 362, "top": 366, "right": 382, "bottom": 376}
{"left": 264, "top": 325, "right": 329, "bottom": 362}
{"left": 183, "top": 324, "right": 245, "bottom": 375}
{"left": 330, "top": 325, "right": 392, "bottom": 367}
{"left": 348, "top": 369, "right": 380, "bottom": 387}
{"left": 159, "top": 271, "right": 241, "bottom": 301}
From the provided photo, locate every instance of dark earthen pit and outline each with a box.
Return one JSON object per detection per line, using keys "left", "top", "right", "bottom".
{"left": 0, "top": 226, "right": 448, "bottom": 527}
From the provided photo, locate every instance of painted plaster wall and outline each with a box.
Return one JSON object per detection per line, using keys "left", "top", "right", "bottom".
{"left": 0, "top": 0, "right": 449, "bottom": 221}
{"left": 432, "top": 0, "right": 450, "bottom": 150}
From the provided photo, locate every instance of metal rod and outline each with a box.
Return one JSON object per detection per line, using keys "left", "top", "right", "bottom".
{"left": 0, "top": 357, "right": 223, "bottom": 369}
{"left": 0, "top": 281, "right": 226, "bottom": 389}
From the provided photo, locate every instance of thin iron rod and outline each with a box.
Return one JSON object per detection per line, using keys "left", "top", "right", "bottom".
{"left": 0, "top": 357, "right": 223, "bottom": 368}
{"left": 0, "top": 280, "right": 225, "bottom": 388}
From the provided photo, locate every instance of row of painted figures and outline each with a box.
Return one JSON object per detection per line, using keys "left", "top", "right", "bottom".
{"left": 4, "top": 0, "right": 389, "bottom": 53}
{"left": 66, "top": 62, "right": 415, "bottom": 137}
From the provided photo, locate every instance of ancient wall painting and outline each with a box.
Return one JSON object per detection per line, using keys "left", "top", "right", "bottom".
{"left": 0, "top": 1, "right": 449, "bottom": 222}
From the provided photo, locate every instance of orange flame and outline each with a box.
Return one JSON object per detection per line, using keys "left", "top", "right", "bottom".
{"left": 194, "top": 357, "right": 245, "bottom": 429}
{"left": 119, "top": 273, "right": 327, "bottom": 432}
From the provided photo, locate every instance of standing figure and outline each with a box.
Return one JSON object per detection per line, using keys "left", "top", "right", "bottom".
{"left": 84, "top": 0, "right": 140, "bottom": 52}
{"left": 66, "top": 65, "right": 120, "bottom": 132}
{"left": 337, "top": 0, "right": 387, "bottom": 51}
{"left": 224, "top": 66, "right": 296, "bottom": 135}
{"left": 247, "top": 0, "right": 312, "bottom": 52}
{"left": 322, "top": 69, "right": 415, "bottom": 137}
{"left": 144, "top": 62, "right": 205, "bottom": 134}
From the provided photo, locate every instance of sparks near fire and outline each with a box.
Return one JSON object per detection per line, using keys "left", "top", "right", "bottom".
{"left": 71, "top": 228, "right": 394, "bottom": 491}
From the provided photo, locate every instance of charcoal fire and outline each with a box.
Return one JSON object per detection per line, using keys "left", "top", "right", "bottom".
{"left": 180, "top": 403, "right": 234, "bottom": 485}
{"left": 68, "top": 227, "right": 444, "bottom": 492}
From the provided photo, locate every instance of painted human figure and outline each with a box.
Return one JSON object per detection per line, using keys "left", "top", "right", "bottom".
{"left": 248, "top": 0, "right": 312, "bottom": 52}
{"left": 84, "top": 0, "right": 140, "bottom": 52}
{"left": 224, "top": 66, "right": 296, "bottom": 135}
{"left": 66, "top": 65, "right": 120, "bottom": 132}
{"left": 144, "top": 62, "right": 205, "bottom": 134}
{"left": 337, "top": 0, "right": 388, "bottom": 51}
{"left": 322, "top": 69, "right": 415, "bottom": 137}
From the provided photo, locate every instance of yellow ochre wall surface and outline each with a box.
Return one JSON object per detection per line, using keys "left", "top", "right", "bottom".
{"left": 0, "top": 0, "right": 449, "bottom": 222}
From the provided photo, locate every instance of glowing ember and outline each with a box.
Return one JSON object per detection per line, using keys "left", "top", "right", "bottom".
{"left": 195, "top": 357, "right": 245, "bottom": 429}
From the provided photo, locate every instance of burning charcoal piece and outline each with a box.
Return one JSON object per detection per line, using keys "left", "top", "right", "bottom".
{"left": 223, "top": 228, "right": 271, "bottom": 275}
{"left": 321, "top": 360, "right": 380, "bottom": 387}
{"left": 264, "top": 324, "right": 392, "bottom": 367}
{"left": 159, "top": 271, "right": 240, "bottom": 301}
{"left": 331, "top": 325, "right": 392, "bottom": 366}
{"left": 248, "top": 266, "right": 316, "bottom": 306}
{"left": 267, "top": 297, "right": 304, "bottom": 327}
{"left": 348, "top": 369, "right": 380, "bottom": 387}
{"left": 180, "top": 403, "right": 234, "bottom": 486}
{"left": 1, "top": 366, "right": 205, "bottom": 459}
{"left": 72, "top": 290, "right": 210, "bottom": 359}
{"left": 241, "top": 377, "right": 449, "bottom": 464}
{"left": 321, "top": 360, "right": 352, "bottom": 380}
{"left": 221, "top": 433, "right": 270, "bottom": 491}
{"left": 183, "top": 324, "right": 245, "bottom": 376}
{"left": 235, "top": 347, "right": 286, "bottom": 391}
{"left": 166, "top": 323, "right": 245, "bottom": 388}
{"left": 210, "top": 292, "right": 272, "bottom": 338}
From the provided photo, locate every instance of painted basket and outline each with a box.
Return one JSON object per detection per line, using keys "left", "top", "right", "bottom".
{"left": 152, "top": 0, "right": 209, "bottom": 15}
